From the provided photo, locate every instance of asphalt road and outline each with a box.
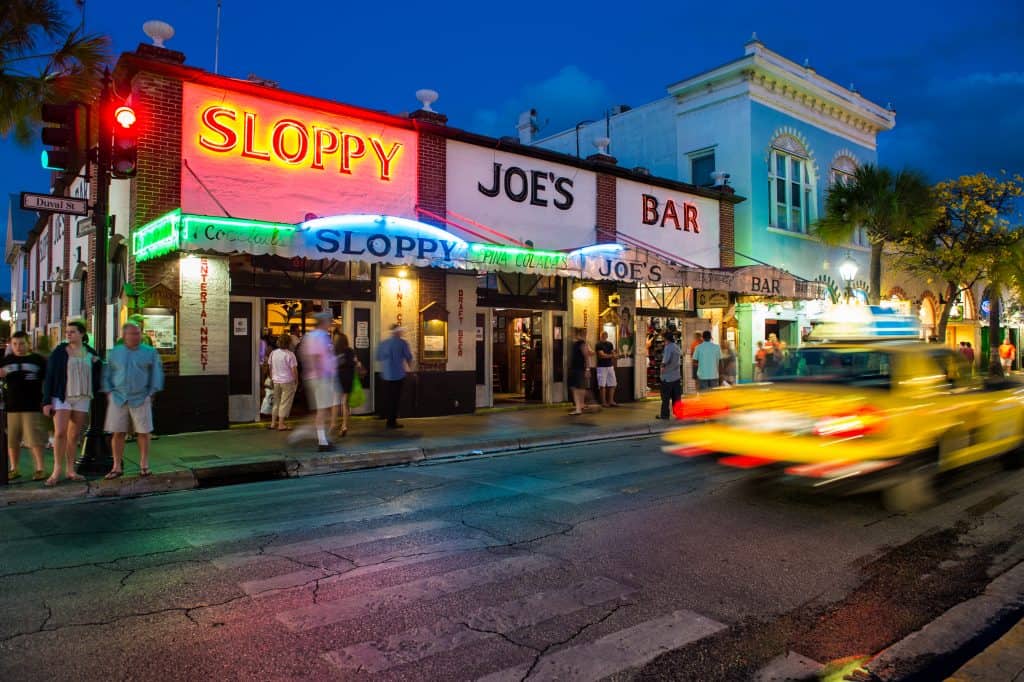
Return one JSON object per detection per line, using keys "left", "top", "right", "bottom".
{"left": 1, "top": 432, "right": 1022, "bottom": 681}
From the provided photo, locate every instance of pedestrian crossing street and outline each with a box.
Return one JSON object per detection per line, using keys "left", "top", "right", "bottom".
{"left": 148, "top": 456, "right": 733, "bottom": 680}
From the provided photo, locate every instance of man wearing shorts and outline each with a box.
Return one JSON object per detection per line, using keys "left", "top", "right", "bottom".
{"left": 595, "top": 331, "right": 618, "bottom": 407}
{"left": 0, "top": 332, "right": 47, "bottom": 480}
{"left": 103, "top": 321, "right": 164, "bottom": 478}
{"left": 300, "top": 311, "right": 338, "bottom": 450}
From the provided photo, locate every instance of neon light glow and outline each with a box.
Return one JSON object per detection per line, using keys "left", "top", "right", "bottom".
{"left": 468, "top": 243, "right": 566, "bottom": 259}
{"left": 133, "top": 209, "right": 182, "bottom": 262}
{"left": 299, "top": 214, "right": 466, "bottom": 250}
{"left": 568, "top": 243, "right": 625, "bottom": 257}
{"left": 181, "top": 83, "right": 418, "bottom": 224}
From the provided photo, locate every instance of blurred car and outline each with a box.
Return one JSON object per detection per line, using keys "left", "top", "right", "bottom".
{"left": 662, "top": 309, "right": 1024, "bottom": 510}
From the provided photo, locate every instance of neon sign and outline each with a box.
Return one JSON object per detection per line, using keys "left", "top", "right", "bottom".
{"left": 198, "top": 105, "right": 403, "bottom": 180}
{"left": 181, "top": 83, "right": 417, "bottom": 223}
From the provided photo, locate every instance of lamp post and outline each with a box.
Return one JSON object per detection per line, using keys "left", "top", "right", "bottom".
{"left": 838, "top": 253, "right": 859, "bottom": 303}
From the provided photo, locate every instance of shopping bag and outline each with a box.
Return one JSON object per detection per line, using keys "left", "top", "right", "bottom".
{"left": 348, "top": 375, "right": 366, "bottom": 408}
{"left": 260, "top": 390, "right": 274, "bottom": 415}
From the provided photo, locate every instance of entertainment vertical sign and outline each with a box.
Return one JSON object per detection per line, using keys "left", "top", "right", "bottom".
{"left": 180, "top": 255, "right": 229, "bottom": 375}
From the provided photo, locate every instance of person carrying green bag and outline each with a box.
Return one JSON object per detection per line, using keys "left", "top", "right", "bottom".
{"left": 333, "top": 333, "right": 362, "bottom": 437}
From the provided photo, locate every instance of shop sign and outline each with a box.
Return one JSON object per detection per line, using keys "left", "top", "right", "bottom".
{"left": 446, "top": 275, "right": 477, "bottom": 372}
{"left": 696, "top": 290, "right": 730, "bottom": 308}
{"left": 730, "top": 265, "right": 797, "bottom": 298}
{"left": 616, "top": 179, "right": 720, "bottom": 269}
{"left": 179, "top": 255, "right": 229, "bottom": 376}
{"left": 446, "top": 141, "right": 596, "bottom": 250}
{"left": 181, "top": 83, "right": 417, "bottom": 224}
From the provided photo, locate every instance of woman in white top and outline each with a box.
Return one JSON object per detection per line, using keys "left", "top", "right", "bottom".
{"left": 41, "top": 321, "right": 101, "bottom": 486}
{"left": 267, "top": 334, "right": 298, "bottom": 431}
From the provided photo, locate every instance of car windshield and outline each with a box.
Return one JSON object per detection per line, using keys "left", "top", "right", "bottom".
{"left": 767, "top": 347, "right": 892, "bottom": 389}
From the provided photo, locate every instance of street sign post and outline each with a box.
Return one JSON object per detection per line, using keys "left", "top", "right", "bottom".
{"left": 20, "top": 192, "right": 88, "bottom": 216}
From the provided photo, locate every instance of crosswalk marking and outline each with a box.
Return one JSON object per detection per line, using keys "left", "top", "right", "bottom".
{"left": 213, "top": 519, "right": 452, "bottom": 569}
{"left": 477, "top": 609, "right": 726, "bottom": 681}
{"left": 277, "top": 553, "right": 556, "bottom": 632}
{"left": 235, "top": 537, "right": 494, "bottom": 598}
{"left": 323, "top": 576, "right": 635, "bottom": 673}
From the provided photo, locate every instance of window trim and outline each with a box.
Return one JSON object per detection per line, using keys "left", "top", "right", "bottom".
{"left": 767, "top": 145, "right": 814, "bottom": 233}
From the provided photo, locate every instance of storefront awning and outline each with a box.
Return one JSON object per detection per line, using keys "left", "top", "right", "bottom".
{"left": 132, "top": 211, "right": 822, "bottom": 299}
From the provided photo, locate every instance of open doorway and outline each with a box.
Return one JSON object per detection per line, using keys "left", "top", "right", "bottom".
{"left": 492, "top": 309, "right": 543, "bottom": 404}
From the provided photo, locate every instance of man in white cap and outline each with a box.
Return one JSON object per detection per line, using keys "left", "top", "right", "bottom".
{"left": 376, "top": 323, "right": 413, "bottom": 429}
{"left": 300, "top": 311, "right": 338, "bottom": 451}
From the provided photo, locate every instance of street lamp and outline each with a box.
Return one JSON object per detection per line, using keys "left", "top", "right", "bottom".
{"left": 838, "top": 253, "right": 859, "bottom": 303}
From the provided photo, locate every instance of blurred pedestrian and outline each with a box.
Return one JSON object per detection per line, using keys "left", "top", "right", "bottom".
{"left": 267, "top": 334, "right": 297, "bottom": 431}
{"left": 299, "top": 311, "right": 338, "bottom": 451}
{"left": 694, "top": 330, "right": 721, "bottom": 391}
{"left": 376, "top": 324, "right": 413, "bottom": 429}
{"left": 103, "top": 321, "right": 164, "bottom": 479}
{"left": 334, "top": 332, "right": 359, "bottom": 437}
{"left": 720, "top": 341, "right": 737, "bottom": 387}
{"left": 568, "top": 327, "right": 593, "bottom": 415}
{"left": 0, "top": 332, "right": 47, "bottom": 481}
{"left": 754, "top": 340, "right": 766, "bottom": 382}
{"left": 657, "top": 331, "right": 681, "bottom": 420}
{"left": 688, "top": 332, "right": 702, "bottom": 385}
{"left": 595, "top": 331, "right": 618, "bottom": 407}
{"left": 41, "top": 321, "right": 102, "bottom": 486}
{"left": 963, "top": 341, "right": 975, "bottom": 370}
{"left": 999, "top": 337, "right": 1016, "bottom": 374}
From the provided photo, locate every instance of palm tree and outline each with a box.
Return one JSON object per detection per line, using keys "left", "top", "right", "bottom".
{"left": 1, "top": 0, "right": 109, "bottom": 144}
{"left": 814, "top": 165, "right": 935, "bottom": 304}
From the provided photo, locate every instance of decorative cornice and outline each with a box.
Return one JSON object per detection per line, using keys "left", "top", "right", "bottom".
{"left": 668, "top": 44, "right": 895, "bottom": 151}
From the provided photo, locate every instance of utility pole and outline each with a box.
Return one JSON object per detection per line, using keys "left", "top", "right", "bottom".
{"left": 77, "top": 67, "right": 113, "bottom": 475}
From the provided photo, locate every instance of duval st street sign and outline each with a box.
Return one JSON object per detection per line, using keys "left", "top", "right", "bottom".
{"left": 20, "top": 192, "right": 89, "bottom": 216}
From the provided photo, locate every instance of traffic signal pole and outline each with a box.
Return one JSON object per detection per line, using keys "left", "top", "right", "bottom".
{"left": 76, "top": 68, "right": 112, "bottom": 475}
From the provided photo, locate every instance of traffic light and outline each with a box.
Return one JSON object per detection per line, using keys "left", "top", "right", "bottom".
{"left": 40, "top": 102, "right": 81, "bottom": 173}
{"left": 111, "top": 104, "right": 139, "bottom": 178}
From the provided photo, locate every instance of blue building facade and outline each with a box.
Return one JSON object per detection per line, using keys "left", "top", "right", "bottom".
{"left": 534, "top": 38, "right": 900, "bottom": 380}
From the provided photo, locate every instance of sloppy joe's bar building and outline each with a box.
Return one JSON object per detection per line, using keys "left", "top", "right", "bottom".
{"left": 109, "top": 44, "right": 814, "bottom": 432}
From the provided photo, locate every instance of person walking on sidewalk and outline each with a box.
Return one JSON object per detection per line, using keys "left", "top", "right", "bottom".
{"left": 103, "top": 321, "right": 164, "bottom": 479}
{"left": 657, "top": 331, "right": 681, "bottom": 420}
{"left": 376, "top": 324, "right": 412, "bottom": 429}
{"left": 267, "top": 334, "right": 298, "bottom": 431}
{"left": 694, "top": 331, "right": 721, "bottom": 391}
{"left": 334, "top": 332, "right": 359, "bottom": 437}
{"left": 41, "top": 321, "right": 102, "bottom": 486}
{"left": 0, "top": 332, "right": 47, "bottom": 481}
{"left": 299, "top": 311, "right": 338, "bottom": 451}
{"left": 595, "top": 331, "right": 618, "bottom": 407}
{"left": 999, "top": 337, "right": 1016, "bottom": 374}
{"left": 568, "top": 328, "right": 594, "bottom": 415}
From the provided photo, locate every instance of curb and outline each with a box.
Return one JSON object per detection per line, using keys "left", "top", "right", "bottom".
{"left": 859, "top": 560, "right": 1024, "bottom": 680}
{"left": 0, "top": 422, "right": 672, "bottom": 507}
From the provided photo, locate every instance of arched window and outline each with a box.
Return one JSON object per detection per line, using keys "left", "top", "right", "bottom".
{"left": 830, "top": 155, "right": 867, "bottom": 246}
{"left": 768, "top": 135, "right": 814, "bottom": 233}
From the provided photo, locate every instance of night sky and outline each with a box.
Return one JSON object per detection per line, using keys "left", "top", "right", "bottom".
{"left": 2, "top": 0, "right": 1022, "bottom": 293}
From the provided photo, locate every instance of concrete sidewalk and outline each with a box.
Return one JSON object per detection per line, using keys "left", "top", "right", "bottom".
{"left": 1, "top": 400, "right": 671, "bottom": 506}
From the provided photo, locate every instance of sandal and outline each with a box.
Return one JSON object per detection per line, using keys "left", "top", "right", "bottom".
{"left": 104, "top": 470, "right": 124, "bottom": 480}
{"left": 139, "top": 468, "right": 152, "bottom": 477}
{"left": 67, "top": 473, "right": 86, "bottom": 482}
{"left": 277, "top": 425, "right": 292, "bottom": 431}
{"left": 8, "top": 470, "right": 21, "bottom": 480}
{"left": 265, "top": 423, "right": 276, "bottom": 430}
{"left": 44, "top": 476, "right": 59, "bottom": 487}
{"left": 32, "top": 470, "right": 46, "bottom": 481}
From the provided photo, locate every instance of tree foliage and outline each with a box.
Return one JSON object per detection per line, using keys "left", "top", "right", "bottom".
{"left": 1, "top": 0, "right": 110, "bottom": 143}
{"left": 814, "top": 164, "right": 935, "bottom": 304}
{"left": 892, "top": 172, "right": 1024, "bottom": 348}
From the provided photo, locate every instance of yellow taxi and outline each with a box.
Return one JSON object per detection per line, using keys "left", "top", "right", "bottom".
{"left": 662, "top": 308, "right": 1024, "bottom": 510}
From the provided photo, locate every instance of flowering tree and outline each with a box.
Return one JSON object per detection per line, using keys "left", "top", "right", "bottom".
{"left": 892, "top": 173, "right": 1024, "bottom": 360}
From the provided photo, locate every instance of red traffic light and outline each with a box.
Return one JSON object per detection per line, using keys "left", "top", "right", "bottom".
{"left": 114, "top": 105, "right": 137, "bottom": 129}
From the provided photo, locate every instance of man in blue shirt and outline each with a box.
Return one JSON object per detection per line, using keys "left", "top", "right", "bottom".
{"left": 103, "top": 321, "right": 164, "bottom": 478}
{"left": 657, "top": 331, "right": 681, "bottom": 420}
{"left": 694, "top": 330, "right": 722, "bottom": 391}
{"left": 376, "top": 324, "right": 413, "bottom": 429}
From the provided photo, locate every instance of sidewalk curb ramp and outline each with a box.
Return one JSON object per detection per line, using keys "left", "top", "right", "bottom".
{"left": 0, "top": 422, "right": 672, "bottom": 507}
{"left": 858, "top": 559, "right": 1024, "bottom": 681}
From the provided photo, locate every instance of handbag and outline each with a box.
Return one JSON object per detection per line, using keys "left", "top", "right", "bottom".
{"left": 348, "top": 374, "right": 366, "bottom": 408}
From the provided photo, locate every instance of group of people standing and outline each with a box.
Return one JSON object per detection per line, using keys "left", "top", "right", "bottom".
{"left": 2, "top": 319, "right": 164, "bottom": 485}
{"left": 753, "top": 333, "right": 788, "bottom": 381}
{"left": 264, "top": 313, "right": 413, "bottom": 452}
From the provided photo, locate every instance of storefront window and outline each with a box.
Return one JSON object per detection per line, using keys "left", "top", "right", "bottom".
{"left": 636, "top": 284, "right": 693, "bottom": 312}
{"left": 477, "top": 273, "right": 566, "bottom": 309}
{"left": 229, "top": 254, "right": 375, "bottom": 300}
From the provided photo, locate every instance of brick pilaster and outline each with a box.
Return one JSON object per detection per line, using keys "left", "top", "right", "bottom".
{"left": 596, "top": 174, "right": 617, "bottom": 244}
{"left": 718, "top": 197, "right": 735, "bottom": 267}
